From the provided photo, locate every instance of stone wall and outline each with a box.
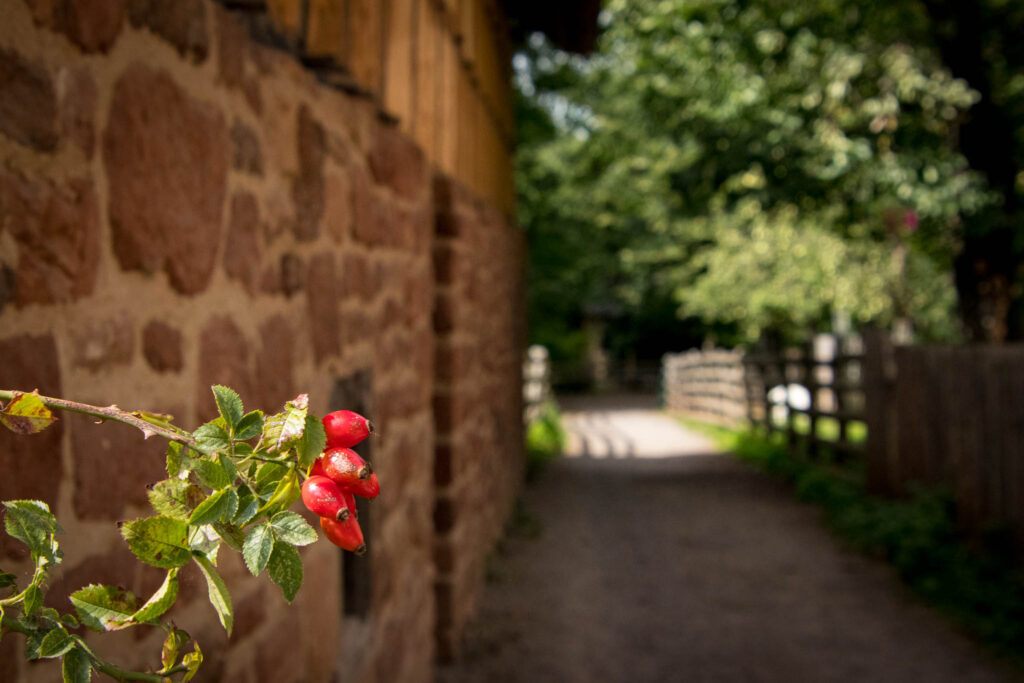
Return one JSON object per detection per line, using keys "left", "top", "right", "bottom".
{"left": 432, "top": 176, "right": 524, "bottom": 660}
{"left": 0, "top": 1, "right": 523, "bottom": 681}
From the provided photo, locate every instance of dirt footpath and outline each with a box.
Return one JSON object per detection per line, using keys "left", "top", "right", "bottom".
{"left": 436, "top": 396, "right": 1020, "bottom": 683}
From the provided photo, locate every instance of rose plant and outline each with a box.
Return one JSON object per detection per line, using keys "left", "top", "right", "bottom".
{"left": 0, "top": 386, "right": 376, "bottom": 682}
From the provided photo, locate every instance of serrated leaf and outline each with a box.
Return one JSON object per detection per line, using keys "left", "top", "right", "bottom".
{"left": 131, "top": 569, "right": 179, "bottom": 623}
{"left": 182, "top": 642, "right": 203, "bottom": 682}
{"left": 161, "top": 628, "right": 189, "bottom": 671}
{"left": 211, "top": 385, "right": 243, "bottom": 430}
{"left": 25, "top": 625, "right": 44, "bottom": 660}
{"left": 268, "top": 540, "right": 303, "bottom": 603}
{"left": 166, "top": 442, "right": 191, "bottom": 478}
{"left": 261, "top": 394, "right": 309, "bottom": 454}
{"left": 188, "top": 488, "right": 239, "bottom": 527}
{"left": 232, "top": 485, "right": 260, "bottom": 526}
{"left": 147, "top": 479, "right": 203, "bottom": 521}
{"left": 212, "top": 522, "right": 245, "bottom": 552}
{"left": 193, "top": 422, "right": 231, "bottom": 452}
{"left": 120, "top": 517, "right": 191, "bottom": 569}
{"left": 269, "top": 511, "right": 317, "bottom": 546}
{"left": 0, "top": 570, "right": 16, "bottom": 589}
{"left": 39, "top": 626, "right": 75, "bottom": 658}
{"left": 242, "top": 525, "right": 273, "bottom": 576}
{"left": 193, "top": 457, "right": 232, "bottom": 489}
{"left": 234, "top": 411, "right": 264, "bottom": 440}
{"left": 24, "top": 583, "right": 42, "bottom": 615}
{"left": 193, "top": 555, "right": 233, "bottom": 636}
{"left": 3, "top": 499, "right": 60, "bottom": 559}
{"left": 297, "top": 415, "right": 326, "bottom": 469}
{"left": 62, "top": 646, "right": 92, "bottom": 683}
{"left": 254, "top": 462, "right": 288, "bottom": 493}
{"left": 69, "top": 584, "right": 138, "bottom": 631}
{"left": 61, "top": 613, "right": 79, "bottom": 629}
{"left": 0, "top": 391, "right": 56, "bottom": 434}
{"left": 259, "top": 470, "right": 300, "bottom": 515}
{"left": 187, "top": 525, "right": 220, "bottom": 564}
{"left": 218, "top": 453, "right": 238, "bottom": 482}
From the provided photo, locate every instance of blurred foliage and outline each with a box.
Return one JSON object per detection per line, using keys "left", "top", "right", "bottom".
{"left": 516, "top": 0, "right": 1024, "bottom": 352}
{"left": 525, "top": 402, "right": 567, "bottom": 480}
{"left": 731, "top": 429, "right": 1024, "bottom": 663}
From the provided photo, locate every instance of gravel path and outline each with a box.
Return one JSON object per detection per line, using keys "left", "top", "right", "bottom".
{"left": 436, "top": 396, "right": 1020, "bottom": 683}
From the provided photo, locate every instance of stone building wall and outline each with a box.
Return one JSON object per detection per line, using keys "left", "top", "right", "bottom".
{"left": 432, "top": 176, "right": 524, "bottom": 660}
{"left": 0, "top": 1, "right": 523, "bottom": 681}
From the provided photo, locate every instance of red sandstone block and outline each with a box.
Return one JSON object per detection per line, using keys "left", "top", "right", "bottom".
{"left": 305, "top": 253, "right": 341, "bottom": 362}
{"left": 254, "top": 314, "right": 296, "bottom": 411}
{"left": 128, "top": 0, "right": 209, "bottom": 62}
{"left": 70, "top": 408, "right": 172, "bottom": 519}
{"left": 293, "top": 104, "right": 325, "bottom": 242}
{"left": 368, "top": 122, "right": 427, "bottom": 201}
{"left": 223, "top": 191, "right": 263, "bottom": 294}
{"left": 0, "top": 169, "right": 100, "bottom": 305}
{"left": 142, "top": 319, "right": 183, "bottom": 372}
{"left": 25, "top": 0, "right": 125, "bottom": 53}
{"left": 105, "top": 64, "right": 227, "bottom": 296}
{"left": 0, "top": 47, "right": 57, "bottom": 150}
{"left": 195, "top": 315, "right": 251, "bottom": 421}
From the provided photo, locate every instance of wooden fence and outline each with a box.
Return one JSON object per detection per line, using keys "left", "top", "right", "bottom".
{"left": 743, "top": 335, "right": 866, "bottom": 458}
{"left": 863, "top": 331, "right": 1024, "bottom": 542}
{"left": 662, "top": 349, "right": 747, "bottom": 426}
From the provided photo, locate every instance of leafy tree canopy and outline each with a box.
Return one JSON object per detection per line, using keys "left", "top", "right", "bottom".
{"left": 518, "top": 0, "right": 1002, "bottom": 351}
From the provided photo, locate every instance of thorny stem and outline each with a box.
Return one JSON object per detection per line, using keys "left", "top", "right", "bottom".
{"left": 0, "top": 389, "right": 202, "bottom": 452}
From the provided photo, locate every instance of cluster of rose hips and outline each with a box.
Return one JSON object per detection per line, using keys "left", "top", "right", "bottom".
{"left": 301, "top": 410, "right": 379, "bottom": 555}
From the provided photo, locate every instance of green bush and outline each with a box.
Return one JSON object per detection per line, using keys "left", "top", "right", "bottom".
{"left": 731, "top": 429, "right": 1024, "bottom": 663}
{"left": 525, "top": 402, "right": 566, "bottom": 480}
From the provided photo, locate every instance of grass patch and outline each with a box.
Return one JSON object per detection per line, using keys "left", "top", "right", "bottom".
{"left": 697, "top": 422, "right": 1024, "bottom": 666}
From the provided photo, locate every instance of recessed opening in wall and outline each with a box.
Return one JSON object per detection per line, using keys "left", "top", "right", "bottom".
{"left": 329, "top": 370, "right": 374, "bottom": 620}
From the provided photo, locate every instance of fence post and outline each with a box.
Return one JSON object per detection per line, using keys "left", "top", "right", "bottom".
{"left": 862, "top": 328, "right": 897, "bottom": 495}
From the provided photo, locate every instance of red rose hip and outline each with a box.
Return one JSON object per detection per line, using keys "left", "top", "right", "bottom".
{"left": 320, "top": 515, "right": 366, "bottom": 554}
{"left": 321, "top": 447, "right": 380, "bottom": 499}
{"left": 301, "top": 475, "right": 351, "bottom": 521}
{"left": 322, "top": 410, "right": 374, "bottom": 448}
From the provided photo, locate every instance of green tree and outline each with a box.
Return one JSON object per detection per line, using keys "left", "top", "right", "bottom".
{"left": 518, "top": 0, "right": 1002, "bottom": 349}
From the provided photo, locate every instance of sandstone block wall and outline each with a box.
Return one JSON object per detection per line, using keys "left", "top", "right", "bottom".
{"left": 0, "top": 1, "right": 523, "bottom": 680}
{"left": 432, "top": 176, "right": 524, "bottom": 661}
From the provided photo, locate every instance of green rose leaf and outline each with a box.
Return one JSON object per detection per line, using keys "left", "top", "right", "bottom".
{"left": 188, "top": 488, "right": 239, "bottom": 527}
{"left": 242, "top": 525, "right": 273, "bottom": 576}
{"left": 193, "top": 555, "right": 233, "bottom": 636}
{"left": 3, "top": 499, "right": 60, "bottom": 559}
{"left": 269, "top": 511, "right": 317, "bottom": 546}
{"left": 193, "top": 457, "right": 233, "bottom": 490}
{"left": 161, "top": 628, "right": 190, "bottom": 671}
{"left": 131, "top": 568, "right": 179, "bottom": 623}
{"left": 147, "top": 479, "right": 203, "bottom": 521}
{"left": 120, "top": 516, "right": 191, "bottom": 569}
{"left": 232, "top": 485, "right": 260, "bottom": 526}
{"left": 268, "top": 540, "right": 303, "bottom": 603}
{"left": 193, "top": 421, "right": 231, "bottom": 453}
{"left": 0, "top": 392, "right": 56, "bottom": 434}
{"left": 211, "top": 385, "right": 244, "bottom": 431}
{"left": 296, "top": 415, "right": 326, "bottom": 469}
{"left": 69, "top": 584, "right": 138, "bottom": 631}
{"left": 234, "top": 410, "right": 265, "bottom": 441}
{"left": 23, "top": 583, "right": 43, "bottom": 616}
{"left": 0, "top": 570, "right": 16, "bottom": 590}
{"left": 62, "top": 645, "right": 92, "bottom": 683}
{"left": 213, "top": 522, "right": 246, "bottom": 552}
{"left": 38, "top": 626, "right": 75, "bottom": 658}
{"left": 181, "top": 642, "right": 203, "bottom": 682}
{"left": 165, "top": 442, "right": 192, "bottom": 478}
{"left": 261, "top": 394, "right": 309, "bottom": 454}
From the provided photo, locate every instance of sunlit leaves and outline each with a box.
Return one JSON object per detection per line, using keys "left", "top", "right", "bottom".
{"left": 120, "top": 517, "right": 191, "bottom": 569}
{"left": 193, "top": 556, "right": 233, "bottom": 635}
